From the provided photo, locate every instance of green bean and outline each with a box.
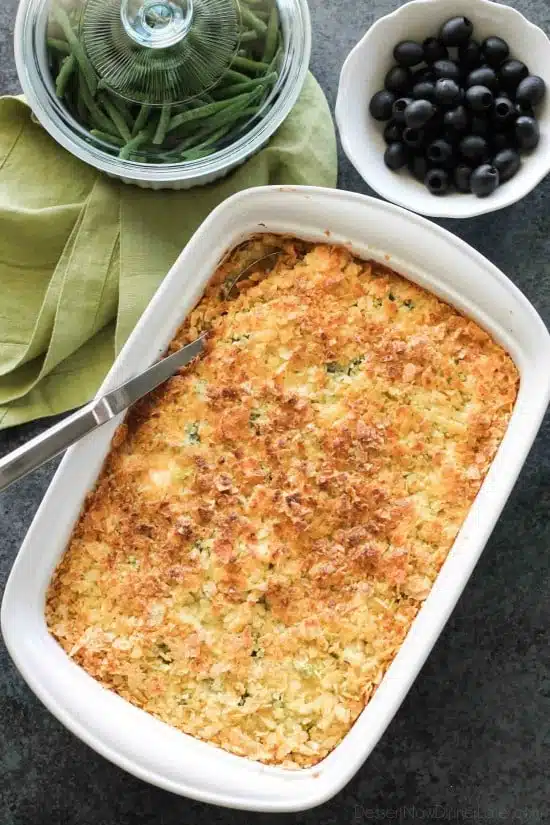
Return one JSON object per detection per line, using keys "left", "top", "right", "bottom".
{"left": 239, "top": 4, "right": 268, "bottom": 36}
{"left": 262, "top": 5, "right": 279, "bottom": 63}
{"left": 268, "top": 39, "right": 283, "bottom": 72}
{"left": 212, "top": 72, "right": 277, "bottom": 100}
{"left": 98, "top": 93, "right": 132, "bottom": 142}
{"left": 166, "top": 92, "right": 254, "bottom": 133}
{"left": 153, "top": 103, "right": 172, "bottom": 145}
{"left": 160, "top": 119, "right": 244, "bottom": 163}
{"left": 76, "top": 73, "right": 88, "bottom": 123}
{"left": 119, "top": 130, "right": 149, "bottom": 160}
{"left": 186, "top": 98, "right": 208, "bottom": 109}
{"left": 160, "top": 99, "right": 259, "bottom": 159}
{"left": 183, "top": 99, "right": 260, "bottom": 146}
{"left": 61, "top": 72, "right": 79, "bottom": 118}
{"left": 51, "top": 4, "right": 97, "bottom": 95}
{"left": 240, "top": 30, "right": 260, "bottom": 43}
{"left": 90, "top": 129, "right": 125, "bottom": 147}
{"left": 223, "top": 69, "right": 252, "bottom": 84}
{"left": 79, "top": 77, "right": 116, "bottom": 133}
{"left": 180, "top": 147, "right": 214, "bottom": 161}
{"left": 240, "top": 1, "right": 271, "bottom": 17}
{"left": 55, "top": 54, "right": 76, "bottom": 98}
{"left": 231, "top": 55, "right": 270, "bottom": 74}
{"left": 167, "top": 124, "right": 222, "bottom": 154}
{"left": 47, "top": 37, "right": 71, "bottom": 56}
{"left": 108, "top": 94, "right": 134, "bottom": 130}
{"left": 181, "top": 126, "right": 236, "bottom": 159}
{"left": 132, "top": 103, "right": 152, "bottom": 137}
{"left": 68, "top": 6, "right": 80, "bottom": 26}
{"left": 198, "top": 106, "right": 261, "bottom": 149}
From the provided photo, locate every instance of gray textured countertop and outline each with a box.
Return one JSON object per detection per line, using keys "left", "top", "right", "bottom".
{"left": 1, "top": 1, "right": 549, "bottom": 823}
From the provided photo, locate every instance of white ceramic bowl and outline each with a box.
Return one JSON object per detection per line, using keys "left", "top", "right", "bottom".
{"left": 335, "top": 0, "right": 550, "bottom": 218}
{"left": 2, "top": 186, "right": 550, "bottom": 812}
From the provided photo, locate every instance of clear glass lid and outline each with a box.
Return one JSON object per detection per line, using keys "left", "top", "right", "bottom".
{"left": 48, "top": 0, "right": 243, "bottom": 105}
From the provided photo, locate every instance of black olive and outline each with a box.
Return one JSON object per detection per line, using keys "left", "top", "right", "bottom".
{"left": 515, "top": 116, "right": 540, "bottom": 150}
{"left": 454, "top": 163, "right": 473, "bottom": 192}
{"left": 493, "top": 148, "right": 521, "bottom": 183}
{"left": 402, "top": 126, "right": 426, "bottom": 149}
{"left": 424, "top": 107, "right": 445, "bottom": 137}
{"left": 515, "top": 76, "right": 546, "bottom": 107}
{"left": 385, "top": 66, "right": 413, "bottom": 96}
{"left": 444, "top": 104, "right": 469, "bottom": 132}
{"left": 413, "top": 68, "right": 436, "bottom": 84}
{"left": 404, "top": 99, "right": 435, "bottom": 128}
{"left": 493, "top": 96, "right": 515, "bottom": 124}
{"left": 434, "top": 78, "right": 462, "bottom": 105}
{"left": 458, "top": 40, "right": 482, "bottom": 70}
{"left": 423, "top": 37, "right": 448, "bottom": 64}
{"left": 466, "top": 66, "right": 499, "bottom": 93}
{"left": 392, "top": 97, "right": 414, "bottom": 124}
{"left": 408, "top": 153, "right": 430, "bottom": 182}
{"left": 470, "top": 163, "right": 500, "bottom": 197}
{"left": 469, "top": 116, "right": 490, "bottom": 137}
{"left": 441, "top": 127, "right": 461, "bottom": 149}
{"left": 426, "top": 138, "right": 454, "bottom": 166}
{"left": 413, "top": 81, "right": 437, "bottom": 102}
{"left": 393, "top": 41, "right": 424, "bottom": 68}
{"left": 481, "top": 36, "right": 510, "bottom": 68}
{"left": 384, "top": 120, "right": 403, "bottom": 144}
{"left": 492, "top": 131, "right": 516, "bottom": 153}
{"left": 499, "top": 59, "right": 529, "bottom": 93}
{"left": 433, "top": 59, "right": 462, "bottom": 83}
{"left": 439, "top": 17, "right": 474, "bottom": 47}
{"left": 369, "top": 89, "right": 396, "bottom": 121}
{"left": 466, "top": 85, "right": 494, "bottom": 112}
{"left": 514, "top": 101, "right": 535, "bottom": 118}
{"left": 459, "top": 134, "right": 489, "bottom": 163}
{"left": 425, "top": 168, "right": 450, "bottom": 195}
{"left": 384, "top": 142, "right": 408, "bottom": 170}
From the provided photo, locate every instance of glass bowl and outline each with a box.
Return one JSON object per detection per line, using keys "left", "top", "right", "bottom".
{"left": 15, "top": 0, "right": 311, "bottom": 188}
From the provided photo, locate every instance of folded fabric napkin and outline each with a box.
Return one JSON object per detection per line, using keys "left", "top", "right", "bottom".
{"left": 0, "top": 73, "right": 337, "bottom": 430}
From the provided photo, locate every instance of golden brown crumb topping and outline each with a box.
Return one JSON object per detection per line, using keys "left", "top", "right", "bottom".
{"left": 46, "top": 236, "right": 518, "bottom": 768}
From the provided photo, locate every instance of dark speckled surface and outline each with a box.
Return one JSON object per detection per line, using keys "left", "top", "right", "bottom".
{"left": 1, "top": 1, "right": 549, "bottom": 823}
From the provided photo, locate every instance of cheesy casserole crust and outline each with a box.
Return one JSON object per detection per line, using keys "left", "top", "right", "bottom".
{"left": 46, "top": 236, "right": 518, "bottom": 768}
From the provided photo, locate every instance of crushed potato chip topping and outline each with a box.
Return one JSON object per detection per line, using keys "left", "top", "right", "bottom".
{"left": 46, "top": 236, "right": 518, "bottom": 768}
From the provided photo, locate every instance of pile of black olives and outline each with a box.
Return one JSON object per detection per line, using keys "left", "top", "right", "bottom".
{"left": 369, "top": 16, "right": 546, "bottom": 197}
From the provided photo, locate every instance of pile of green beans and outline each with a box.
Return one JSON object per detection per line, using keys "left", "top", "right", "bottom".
{"left": 46, "top": 0, "right": 283, "bottom": 164}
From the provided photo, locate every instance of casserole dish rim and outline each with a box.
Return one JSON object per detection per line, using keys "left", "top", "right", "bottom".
{"left": 2, "top": 185, "right": 550, "bottom": 812}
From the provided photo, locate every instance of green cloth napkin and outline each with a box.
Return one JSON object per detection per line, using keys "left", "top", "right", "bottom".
{"left": 0, "top": 73, "right": 337, "bottom": 430}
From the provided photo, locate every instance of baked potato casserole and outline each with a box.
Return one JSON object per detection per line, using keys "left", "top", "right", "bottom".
{"left": 46, "top": 235, "right": 519, "bottom": 768}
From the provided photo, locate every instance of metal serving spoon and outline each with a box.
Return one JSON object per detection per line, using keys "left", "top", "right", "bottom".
{"left": 222, "top": 251, "right": 282, "bottom": 300}
{"left": 0, "top": 336, "right": 204, "bottom": 494}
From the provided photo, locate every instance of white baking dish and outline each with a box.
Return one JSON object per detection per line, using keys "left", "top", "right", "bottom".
{"left": 2, "top": 186, "right": 550, "bottom": 812}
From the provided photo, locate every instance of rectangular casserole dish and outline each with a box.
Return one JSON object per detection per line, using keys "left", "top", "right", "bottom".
{"left": 2, "top": 186, "right": 550, "bottom": 812}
